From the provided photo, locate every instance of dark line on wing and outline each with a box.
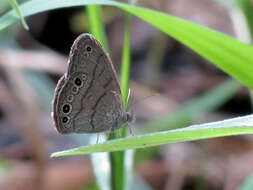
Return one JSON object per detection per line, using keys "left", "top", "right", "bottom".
{"left": 97, "top": 54, "right": 104, "bottom": 64}
{"left": 83, "top": 64, "right": 98, "bottom": 99}
{"left": 103, "top": 78, "right": 112, "bottom": 89}
{"left": 97, "top": 67, "right": 105, "bottom": 78}
{"left": 92, "top": 91, "right": 106, "bottom": 110}
{"left": 90, "top": 92, "right": 107, "bottom": 128}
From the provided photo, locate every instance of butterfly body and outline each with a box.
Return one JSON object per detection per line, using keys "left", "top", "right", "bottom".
{"left": 52, "top": 33, "right": 133, "bottom": 134}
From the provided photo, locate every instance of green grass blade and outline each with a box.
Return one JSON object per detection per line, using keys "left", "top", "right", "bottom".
{"left": 51, "top": 114, "right": 253, "bottom": 157}
{"left": 7, "top": 0, "right": 29, "bottom": 30}
{"left": 87, "top": 5, "right": 109, "bottom": 51}
{"left": 87, "top": 3, "right": 129, "bottom": 190}
{"left": 109, "top": 151, "right": 125, "bottom": 190}
{"left": 86, "top": 4, "right": 113, "bottom": 190}
{"left": 120, "top": 12, "right": 131, "bottom": 109}
{"left": 110, "top": 11, "right": 132, "bottom": 190}
{"left": 119, "top": 5, "right": 253, "bottom": 88}
{"left": 86, "top": 4, "right": 134, "bottom": 190}
{"left": 1, "top": 0, "right": 253, "bottom": 88}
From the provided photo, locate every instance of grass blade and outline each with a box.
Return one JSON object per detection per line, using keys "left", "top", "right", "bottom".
{"left": 87, "top": 5, "right": 109, "bottom": 51}
{"left": 86, "top": 4, "right": 113, "bottom": 190}
{"left": 7, "top": 0, "right": 29, "bottom": 30}
{"left": 109, "top": 11, "right": 132, "bottom": 190}
{"left": 1, "top": 0, "right": 253, "bottom": 88}
{"left": 51, "top": 114, "right": 253, "bottom": 157}
{"left": 120, "top": 12, "right": 131, "bottom": 109}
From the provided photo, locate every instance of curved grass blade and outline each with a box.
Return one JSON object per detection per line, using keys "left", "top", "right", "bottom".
{"left": 87, "top": 4, "right": 114, "bottom": 190}
{"left": 1, "top": 0, "right": 253, "bottom": 88}
{"left": 87, "top": 4, "right": 132, "bottom": 190}
{"left": 51, "top": 114, "right": 253, "bottom": 157}
{"left": 7, "top": 0, "right": 29, "bottom": 30}
{"left": 87, "top": 5, "right": 109, "bottom": 51}
{"left": 109, "top": 11, "right": 132, "bottom": 190}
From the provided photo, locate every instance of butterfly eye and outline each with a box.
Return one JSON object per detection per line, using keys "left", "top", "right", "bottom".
{"left": 62, "top": 103, "right": 72, "bottom": 114}
{"left": 62, "top": 116, "right": 70, "bottom": 124}
{"left": 86, "top": 45, "right": 92, "bottom": 52}
{"left": 74, "top": 77, "right": 82, "bottom": 86}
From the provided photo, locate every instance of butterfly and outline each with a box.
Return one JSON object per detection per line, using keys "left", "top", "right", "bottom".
{"left": 52, "top": 33, "right": 134, "bottom": 134}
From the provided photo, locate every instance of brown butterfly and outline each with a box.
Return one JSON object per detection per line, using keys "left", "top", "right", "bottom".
{"left": 52, "top": 33, "right": 133, "bottom": 134}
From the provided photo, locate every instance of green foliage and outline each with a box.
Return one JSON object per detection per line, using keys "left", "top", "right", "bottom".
{"left": 7, "top": 0, "right": 29, "bottom": 30}
{"left": 1, "top": 0, "right": 253, "bottom": 88}
{"left": 1, "top": 0, "right": 253, "bottom": 189}
{"left": 1, "top": 0, "right": 251, "bottom": 169}
{"left": 87, "top": 4, "right": 132, "bottom": 190}
{"left": 51, "top": 115, "right": 253, "bottom": 156}
{"left": 87, "top": 5, "right": 108, "bottom": 51}
{"left": 110, "top": 11, "right": 132, "bottom": 190}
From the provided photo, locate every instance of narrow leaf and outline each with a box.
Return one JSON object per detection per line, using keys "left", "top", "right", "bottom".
{"left": 1, "top": 0, "right": 253, "bottom": 88}
{"left": 51, "top": 114, "right": 253, "bottom": 157}
{"left": 7, "top": 0, "right": 29, "bottom": 30}
{"left": 87, "top": 5, "right": 109, "bottom": 51}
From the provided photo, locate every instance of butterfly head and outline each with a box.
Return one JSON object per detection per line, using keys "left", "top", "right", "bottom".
{"left": 125, "top": 111, "right": 135, "bottom": 124}
{"left": 118, "top": 111, "right": 135, "bottom": 127}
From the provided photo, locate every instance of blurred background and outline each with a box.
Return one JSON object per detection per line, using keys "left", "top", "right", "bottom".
{"left": 1, "top": 0, "right": 253, "bottom": 189}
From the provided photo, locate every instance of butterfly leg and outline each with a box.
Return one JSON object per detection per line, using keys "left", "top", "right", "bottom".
{"left": 128, "top": 123, "right": 135, "bottom": 136}
{"left": 117, "top": 129, "right": 122, "bottom": 138}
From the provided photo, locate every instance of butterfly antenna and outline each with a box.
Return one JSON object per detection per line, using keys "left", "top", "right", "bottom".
{"left": 131, "top": 92, "right": 159, "bottom": 109}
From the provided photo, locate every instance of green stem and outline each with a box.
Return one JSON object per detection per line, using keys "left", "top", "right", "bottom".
{"left": 87, "top": 5, "right": 109, "bottom": 51}
{"left": 110, "top": 12, "right": 132, "bottom": 190}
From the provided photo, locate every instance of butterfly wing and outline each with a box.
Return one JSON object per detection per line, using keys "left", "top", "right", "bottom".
{"left": 52, "top": 34, "right": 125, "bottom": 134}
